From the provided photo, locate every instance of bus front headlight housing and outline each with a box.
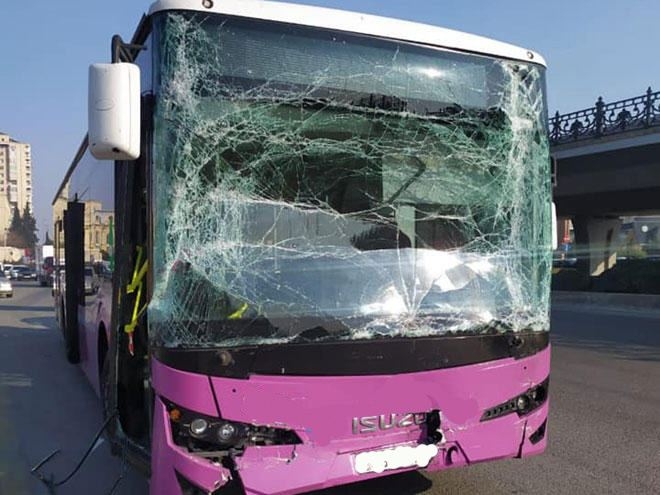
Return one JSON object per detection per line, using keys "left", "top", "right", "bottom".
{"left": 480, "top": 377, "right": 549, "bottom": 422}
{"left": 164, "top": 400, "right": 301, "bottom": 453}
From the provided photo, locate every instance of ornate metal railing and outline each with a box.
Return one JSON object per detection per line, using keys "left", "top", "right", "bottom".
{"left": 549, "top": 87, "right": 660, "bottom": 145}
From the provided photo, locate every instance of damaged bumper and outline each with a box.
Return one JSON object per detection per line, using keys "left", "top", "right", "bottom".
{"left": 150, "top": 346, "right": 550, "bottom": 495}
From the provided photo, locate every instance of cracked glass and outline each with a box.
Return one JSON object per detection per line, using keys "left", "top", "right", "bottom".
{"left": 148, "top": 13, "right": 551, "bottom": 348}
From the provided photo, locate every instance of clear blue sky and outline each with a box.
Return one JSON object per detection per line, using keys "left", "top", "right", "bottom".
{"left": 1, "top": 0, "right": 658, "bottom": 241}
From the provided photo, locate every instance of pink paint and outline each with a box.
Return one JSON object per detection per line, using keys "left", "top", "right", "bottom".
{"left": 77, "top": 291, "right": 109, "bottom": 396}
{"left": 150, "top": 346, "right": 550, "bottom": 494}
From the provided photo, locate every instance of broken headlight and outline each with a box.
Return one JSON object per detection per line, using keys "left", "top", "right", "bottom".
{"left": 480, "top": 377, "right": 549, "bottom": 422}
{"left": 165, "top": 400, "right": 302, "bottom": 453}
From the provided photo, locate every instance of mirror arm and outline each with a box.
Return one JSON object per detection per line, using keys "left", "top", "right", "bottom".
{"left": 111, "top": 34, "right": 146, "bottom": 64}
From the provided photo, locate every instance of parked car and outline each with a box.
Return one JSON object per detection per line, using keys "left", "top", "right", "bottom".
{"left": 84, "top": 266, "right": 97, "bottom": 295}
{"left": 3, "top": 264, "right": 14, "bottom": 278}
{"left": 0, "top": 278, "right": 12, "bottom": 297}
{"left": 10, "top": 265, "right": 36, "bottom": 280}
{"left": 10, "top": 265, "right": 28, "bottom": 279}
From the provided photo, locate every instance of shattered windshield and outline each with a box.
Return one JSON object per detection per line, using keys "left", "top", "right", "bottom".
{"left": 149, "top": 13, "right": 551, "bottom": 348}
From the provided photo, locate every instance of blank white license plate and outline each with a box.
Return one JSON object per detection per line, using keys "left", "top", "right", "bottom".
{"left": 354, "top": 444, "right": 439, "bottom": 474}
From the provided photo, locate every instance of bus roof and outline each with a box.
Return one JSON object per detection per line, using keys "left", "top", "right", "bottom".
{"left": 149, "top": 0, "right": 546, "bottom": 67}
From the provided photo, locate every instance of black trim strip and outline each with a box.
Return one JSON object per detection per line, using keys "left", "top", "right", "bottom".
{"left": 153, "top": 331, "right": 549, "bottom": 379}
{"left": 208, "top": 375, "right": 222, "bottom": 417}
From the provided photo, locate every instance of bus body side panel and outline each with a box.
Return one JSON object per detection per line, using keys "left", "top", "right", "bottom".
{"left": 67, "top": 147, "right": 116, "bottom": 396}
{"left": 150, "top": 345, "right": 550, "bottom": 495}
{"left": 79, "top": 305, "right": 101, "bottom": 394}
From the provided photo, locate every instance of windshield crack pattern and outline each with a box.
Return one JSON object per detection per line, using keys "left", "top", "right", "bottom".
{"left": 148, "top": 14, "right": 551, "bottom": 348}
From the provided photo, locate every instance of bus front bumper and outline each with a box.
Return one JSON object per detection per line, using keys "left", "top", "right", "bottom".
{"left": 150, "top": 346, "right": 550, "bottom": 495}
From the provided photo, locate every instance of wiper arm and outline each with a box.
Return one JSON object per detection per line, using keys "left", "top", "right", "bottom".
{"left": 291, "top": 322, "right": 352, "bottom": 343}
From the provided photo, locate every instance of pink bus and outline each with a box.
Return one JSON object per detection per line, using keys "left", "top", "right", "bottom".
{"left": 52, "top": 1, "right": 552, "bottom": 493}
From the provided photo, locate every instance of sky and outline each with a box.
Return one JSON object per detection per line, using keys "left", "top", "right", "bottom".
{"left": 1, "top": 0, "right": 658, "bottom": 242}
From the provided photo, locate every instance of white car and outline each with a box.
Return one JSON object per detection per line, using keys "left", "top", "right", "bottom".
{"left": 84, "top": 266, "right": 96, "bottom": 295}
{"left": 0, "top": 278, "right": 13, "bottom": 297}
{"left": 3, "top": 264, "right": 14, "bottom": 278}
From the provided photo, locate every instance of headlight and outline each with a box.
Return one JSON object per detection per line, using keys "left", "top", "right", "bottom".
{"left": 217, "top": 422, "right": 237, "bottom": 443}
{"left": 189, "top": 418, "right": 209, "bottom": 437}
{"left": 164, "top": 400, "right": 302, "bottom": 454}
{"left": 480, "top": 377, "right": 549, "bottom": 421}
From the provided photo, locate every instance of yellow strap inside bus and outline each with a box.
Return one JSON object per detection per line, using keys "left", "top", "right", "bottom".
{"left": 228, "top": 302, "right": 249, "bottom": 320}
{"left": 124, "top": 246, "right": 148, "bottom": 336}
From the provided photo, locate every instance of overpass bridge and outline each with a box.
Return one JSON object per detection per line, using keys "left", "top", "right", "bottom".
{"left": 549, "top": 87, "right": 660, "bottom": 276}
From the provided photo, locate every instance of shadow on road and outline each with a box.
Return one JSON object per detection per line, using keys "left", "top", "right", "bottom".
{"left": 21, "top": 316, "right": 57, "bottom": 329}
{"left": 0, "top": 305, "right": 53, "bottom": 313}
{"left": 0, "top": 298, "right": 148, "bottom": 494}
{"left": 552, "top": 335, "right": 660, "bottom": 362}
{"left": 311, "top": 471, "right": 432, "bottom": 495}
{"left": 552, "top": 307, "right": 660, "bottom": 362}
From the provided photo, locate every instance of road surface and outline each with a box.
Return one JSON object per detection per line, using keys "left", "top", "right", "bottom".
{"left": 1, "top": 282, "right": 658, "bottom": 494}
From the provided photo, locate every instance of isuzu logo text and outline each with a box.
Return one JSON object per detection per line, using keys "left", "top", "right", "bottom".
{"left": 352, "top": 413, "right": 427, "bottom": 434}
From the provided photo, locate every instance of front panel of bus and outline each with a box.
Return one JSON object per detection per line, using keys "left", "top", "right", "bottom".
{"left": 146, "top": 11, "right": 551, "bottom": 494}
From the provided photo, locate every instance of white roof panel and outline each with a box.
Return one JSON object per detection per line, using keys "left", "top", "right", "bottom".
{"left": 148, "top": 0, "right": 546, "bottom": 66}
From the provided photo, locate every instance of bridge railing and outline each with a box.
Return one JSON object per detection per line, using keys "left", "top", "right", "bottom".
{"left": 549, "top": 87, "right": 660, "bottom": 145}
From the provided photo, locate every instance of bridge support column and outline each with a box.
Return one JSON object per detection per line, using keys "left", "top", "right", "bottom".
{"left": 573, "top": 216, "right": 622, "bottom": 278}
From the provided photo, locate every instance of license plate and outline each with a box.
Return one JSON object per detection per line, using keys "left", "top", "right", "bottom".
{"left": 354, "top": 444, "right": 439, "bottom": 474}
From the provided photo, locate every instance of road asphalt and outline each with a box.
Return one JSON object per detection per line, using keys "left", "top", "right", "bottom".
{"left": 1, "top": 282, "right": 658, "bottom": 494}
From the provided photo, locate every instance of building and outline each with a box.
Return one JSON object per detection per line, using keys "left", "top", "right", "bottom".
{"left": 52, "top": 187, "right": 114, "bottom": 266}
{"left": 0, "top": 132, "right": 33, "bottom": 259}
{"left": 83, "top": 199, "right": 113, "bottom": 263}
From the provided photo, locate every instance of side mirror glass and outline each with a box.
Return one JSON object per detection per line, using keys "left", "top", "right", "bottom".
{"left": 88, "top": 63, "right": 140, "bottom": 160}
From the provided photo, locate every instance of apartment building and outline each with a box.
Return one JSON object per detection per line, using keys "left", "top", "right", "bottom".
{"left": 0, "top": 132, "right": 33, "bottom": 240}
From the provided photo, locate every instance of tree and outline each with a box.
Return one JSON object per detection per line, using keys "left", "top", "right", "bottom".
{"left": 21, "top": 204, "right": 38, "bottom": 249}
{"left": 9, "top": 205, "right": 21, "bottom": 232}
{"left": 6, "top": 229, "right": 26, "bottom": 248}
{"left": 5, "top": 204, "right": 38, "bottom": 250}
{"left": 6, "top": 206, "right": 26, "bottom": 248}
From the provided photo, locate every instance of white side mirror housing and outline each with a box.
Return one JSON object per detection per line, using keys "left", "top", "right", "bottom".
{"left": 551, "top": 202, "right": 558, "bottom": 251}
{"left": 88, "top": 63, "right": 140, "bottom": 160}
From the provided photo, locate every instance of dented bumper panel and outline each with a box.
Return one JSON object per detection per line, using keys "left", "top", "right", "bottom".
{"left": 150, "top": 347, "right": 550, "bottom": 495}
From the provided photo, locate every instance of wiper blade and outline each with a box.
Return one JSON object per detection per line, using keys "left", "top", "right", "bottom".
{"left": 291, "top": 326, "right": 332, "bottom": 343}
{"left": 291, "top": 323, "right": 352, "bottom": 343}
